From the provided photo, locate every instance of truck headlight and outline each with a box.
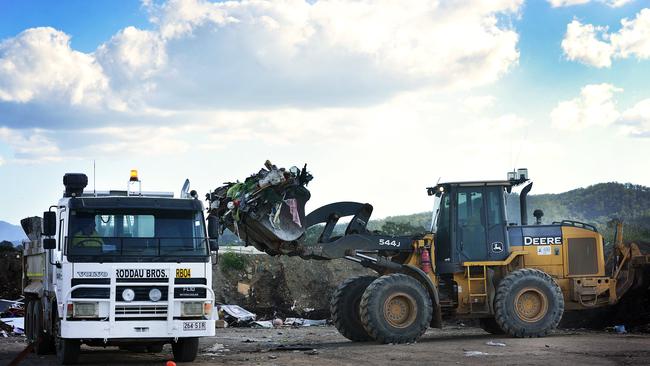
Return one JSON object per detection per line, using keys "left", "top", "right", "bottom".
{"left": 122, "top": 288, "right": 135, "bottom": 302}
{"left": 181, "top": 302, "right": 203, "bottom": 317}
{"left": 73, "top": 302, "right": 98, "bottom": 318}
{"left": 149, "top": 288, "right": 162, "bottom": 302}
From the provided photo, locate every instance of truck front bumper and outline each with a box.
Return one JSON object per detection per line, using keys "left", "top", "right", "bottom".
{"left": 61, "top": 319, "right": 216, "bottom": 339}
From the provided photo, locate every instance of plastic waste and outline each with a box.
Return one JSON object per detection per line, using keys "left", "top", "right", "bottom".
{"left": 207, "top": 161, "right": 313, "bottom": 255}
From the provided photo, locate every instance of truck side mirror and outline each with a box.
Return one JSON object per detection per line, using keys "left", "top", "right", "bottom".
{"left": 43, "top": 211, "right": 56, "bottom": 236}
{"left": 207, "top": 215, "right": 219, "bottom": 252}
{"left": 43, "top": 238, "right": 56, "bottom": 250}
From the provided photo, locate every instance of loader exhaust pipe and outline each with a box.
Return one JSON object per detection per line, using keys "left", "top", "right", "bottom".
{"left": 520, "top": 182, "right": 533, "bottom": 225}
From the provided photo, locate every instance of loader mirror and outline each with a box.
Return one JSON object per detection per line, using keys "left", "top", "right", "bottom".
{"left": 209, "top": 239, "right": 219, "bottom": 253}
{"left": 43, "top": 238, "right": 56, "bottom": 250}
{"left": 43, "top": 211, "right": 56, "bottom": 236}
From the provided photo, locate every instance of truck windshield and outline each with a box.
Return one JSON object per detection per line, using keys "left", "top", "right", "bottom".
{"left": 66, "top": 209, "right": 208, "bottom": 262}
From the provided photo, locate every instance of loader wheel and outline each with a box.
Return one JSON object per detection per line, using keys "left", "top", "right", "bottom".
{"left": 172, "top": 337, "right": 199, "bottom": 362}
{"left": 495, "top": 268, "right": 564, "bottom": 338}
{"left": 330, "top": 275, "right": 377, "bottom": 342}
{"left": 479, "top": 317, "right": 505, "bottom": 335}
{"left": 360, "top": 274, "right": 432, "bottom": 344}
{"left": 54, "top": 313, "right": 81, "bottom": 365}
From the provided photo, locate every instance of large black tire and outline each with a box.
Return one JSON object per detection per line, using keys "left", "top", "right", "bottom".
{"left": 479, "top": 317, "right": 505, "bottom": 335}
{"left": 495, "top": 268, "right": 564, "bottom": 338}
{"left": 172, "top": 337, "right": 199, "bottom": 362}
{"left": 32, "top": 300, "right": 53, "bottom": 355}
{"left": 360, "top": 274, "right": 432, "bottom": 344}
{"left": 54, "top": 315, "right": 81, "bottom": 365}
{"left": 25, "top": 300, "right": 34, "bottom": 343}
{"left": 331, "top": 275, "right": 377, "bottom": 342}
{"left": 146, "top": 344, "right": 164, "bottom": 353}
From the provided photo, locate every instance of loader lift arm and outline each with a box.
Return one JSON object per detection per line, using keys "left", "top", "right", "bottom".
{"left": 300, "top": 201, "right": 417, "bottom": 261}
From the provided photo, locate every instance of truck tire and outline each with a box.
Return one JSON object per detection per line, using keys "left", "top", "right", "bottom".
{"left": 494, "top": 268, "right": 564, "bottom": 338}
{"left": 172, "top": 337, "right": 199, "bottom": 362}
{"left": 360, "top": 274, "right": 432, "bottom": 344}
{"left": 32, "top": 300, "right": 53, "bottom": 354}
{"left": 54, "top": 314, "right": 80, "bottom": 365}
{"left": 330, "top": 275, "right": 376, "bottom": 342}
{"left": 25, "top": 300, "right": 34, "bottom": 343}
{"left": 147, "top": 344, "right": 164, "bottom": 353}
{"left": 479, "top": 317, "right": 505, "bottom": 335}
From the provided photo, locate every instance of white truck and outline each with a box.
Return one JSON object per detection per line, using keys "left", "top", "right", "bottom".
{"left": 22, "top": 172, "right": 219, "bottom": 364}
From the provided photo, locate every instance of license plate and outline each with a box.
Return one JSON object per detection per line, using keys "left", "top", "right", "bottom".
{"left": 183, "top": 321, "right": 206, "bottom": 331}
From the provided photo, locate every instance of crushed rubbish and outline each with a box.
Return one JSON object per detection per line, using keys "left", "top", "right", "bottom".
{"left": 219, "top": 304, "right": 257, "bottom": 325}
{"left": 207, "top": 161, "right": 313, "bottom": 255}
{"left": 614, "top": 325, "right": 627, "bottom": 334}
{"left": 253, "top": 321, "right": 274, "bottom": 329}
{"left": 284, "top": 318, "right": 328, "bottom": 327}
{"left": 486, "top": 340, "right": 506, "bottom": 347}
{"left": 464, "top": 351, "right": 489, "bottom": 357}
{"left": 0, "top": 297, "right": 25, "bottom": 336}
{"left": 0, "top": 318, "right": 24, "bottom": 335}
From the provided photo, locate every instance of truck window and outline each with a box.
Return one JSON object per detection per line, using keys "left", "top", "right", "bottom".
{"left": 67, "top": 209, "right": 208, "bottom": 262}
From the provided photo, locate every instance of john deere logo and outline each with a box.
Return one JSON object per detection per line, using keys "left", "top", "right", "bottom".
{"left": 491, "top": 242, "right": 504, "bottom": 253}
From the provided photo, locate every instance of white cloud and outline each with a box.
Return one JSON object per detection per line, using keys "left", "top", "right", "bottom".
{"left": 463, "top": 95, "right": 497, "bottom": 113}
{"left": 619, "top": 98, "right": 650, "bottom": 137}
{"left": 561, "top": 9, "right": 650, "bottom": 67}
{"left": 561, "top": 20, "right": 613, "bottom": 68}
{"left": 550, "top": 83, "right": 622, "bottom": 130}
{"left": 0, "top": 27, "right": 109, "bottom": 106}
{"left": 548, "top": 0, "right": 634, "bottom": 7}
{"left": 0, "top": 156, "right": 4, "bottom": 166}
{"left": 0, "top": 127, "right": 62, "bottom": 162}
{"left": 0, "top": 0, "right": 523, "bottom": 121}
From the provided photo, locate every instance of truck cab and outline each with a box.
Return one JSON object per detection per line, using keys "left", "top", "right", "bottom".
{"left": 23, "top": 172, "right": 217, "bottom": 364}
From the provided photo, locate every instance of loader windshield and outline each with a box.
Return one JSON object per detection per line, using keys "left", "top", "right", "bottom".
{"left": 66, "top": 208, "right": 209, "bottom": 262}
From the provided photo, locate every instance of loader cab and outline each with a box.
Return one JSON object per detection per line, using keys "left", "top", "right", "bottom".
{"left": 428, "top": 175, "right": 530, "bottom": 274}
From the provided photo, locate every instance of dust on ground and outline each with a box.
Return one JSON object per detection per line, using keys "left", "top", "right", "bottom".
{"left": 2, "top": 325, "right": 649, "bottom": 365}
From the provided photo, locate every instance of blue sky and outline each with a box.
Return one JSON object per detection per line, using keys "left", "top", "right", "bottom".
{"left": 1, "top": 0, "right": 649, "bottom": 225}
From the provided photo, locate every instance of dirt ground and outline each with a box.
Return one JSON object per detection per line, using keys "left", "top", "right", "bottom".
{"left": 2, "top": 325, "right": 650, "bottom": 366}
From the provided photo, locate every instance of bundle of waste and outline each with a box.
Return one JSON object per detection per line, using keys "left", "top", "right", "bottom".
{"left": 206, "top": 161, "right": 313, "bottom": 255}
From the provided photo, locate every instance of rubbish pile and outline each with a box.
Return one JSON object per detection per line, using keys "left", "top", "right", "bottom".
{"left": 0, "top": 298, "right": 25, "bottom": 337}
{"left": 216, "top": 304, "right": 327, "bottom": 329}
{"left": 207, "top": 161, "right": 313, "bottom": 255}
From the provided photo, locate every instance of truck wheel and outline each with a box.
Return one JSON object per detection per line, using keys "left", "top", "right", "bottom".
{"left": 147, "top": 344, "right": 164, "bottom": 353}
{"left": 495, "top": 268, "right": 564, "bottom": 338}
{"left": 54, "top": 315, "right": 80, "bottom": 364}
{"left": 330, "top": 275, "right": 377, "bottom": 342}
{"left": 25, "top": 300, "right": 34, "bottom": 343}
{"left": 172, "top": 337, "right": 199, "bottom": 362}
{"left": 32, "top": 301, "right": 53, "bottom": 354}
{"left": 360, "top": 274, "right": 432, "bottom": 344}
{"left": 479, "top": 317, "right": 505, "bottom": 335}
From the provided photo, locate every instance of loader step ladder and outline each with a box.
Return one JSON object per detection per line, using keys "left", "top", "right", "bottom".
{"left": 466, "top": 265, "right": 489, "bottom": 313}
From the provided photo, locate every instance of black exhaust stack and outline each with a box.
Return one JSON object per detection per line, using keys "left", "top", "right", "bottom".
{"left": 520, "top": 182, "right": 533, "bottom": 226}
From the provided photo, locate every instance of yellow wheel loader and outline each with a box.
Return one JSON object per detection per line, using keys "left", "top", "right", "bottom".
{"left": 207, "top": 168, "right": 650, "bottom": 343}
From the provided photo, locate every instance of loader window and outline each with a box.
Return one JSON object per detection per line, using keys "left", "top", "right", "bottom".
{"left": 457, "top": 188, "right": 487, "bottom": 260}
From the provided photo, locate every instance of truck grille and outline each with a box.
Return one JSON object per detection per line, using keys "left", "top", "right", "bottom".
{"left": 115, "top": 304, "right": 168, "bottom": 316}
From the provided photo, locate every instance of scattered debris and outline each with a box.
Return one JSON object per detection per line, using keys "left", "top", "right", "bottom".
{"left": 253, "top": 320, "right": 273, "bottom": 329}
{"left": 272, "top": 318, "right": 284, "bottom": 327}
{"left": 486, "top": 340, "right": 507, "bottom": 347}
{"left": 0, "top": 317, "right": 24, "bottom": 335}
{"left": 284, "top": 318, "right": 328, "bottom": 327}
{"left": 219, "top": 304, "right": 256, "bottom": 325}
{"left": 271, "top": 345, "right": 314, "bottom": 352}
{"left": 268, "top": 355, "right": 278, "bottom": 360}
{"left": 614, "top": 325, "right": 627, "bottom": 334}
{"left": 304, "top": 349, "right": 319, "bottom": 355}
{"left": 215, "top": 319, "right": 228, "bottom": 328}
{"left": 464, "top": 351, "right": 489, "bottom": 357}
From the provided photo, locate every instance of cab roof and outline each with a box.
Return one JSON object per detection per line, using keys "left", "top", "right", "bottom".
{"left": 427, "top": 178, "right": 529, "bottom": 196}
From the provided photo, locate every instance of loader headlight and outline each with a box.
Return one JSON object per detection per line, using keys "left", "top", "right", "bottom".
{"left": 149, "top": 288, "right": 162, "bottom": 302}
{"left": 122, "top": 288, "right": 135, "bottom": 302}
